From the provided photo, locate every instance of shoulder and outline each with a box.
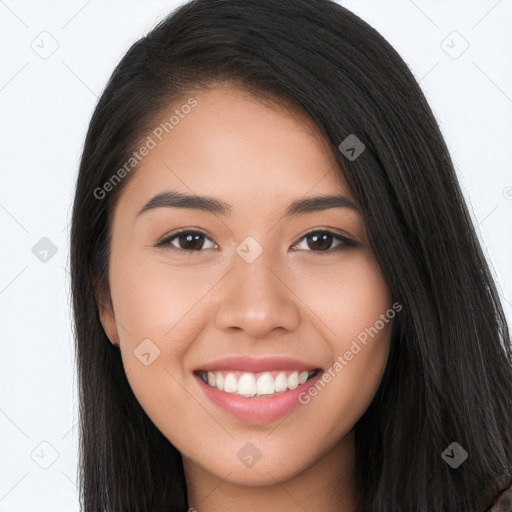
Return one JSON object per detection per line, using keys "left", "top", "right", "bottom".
{"left": 485, "top": 483, "right": 512, "bottom": 512}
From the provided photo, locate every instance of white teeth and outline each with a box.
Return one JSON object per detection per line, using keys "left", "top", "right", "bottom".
{"left": 223, "top": 373, "right": 238, "bottom": 393}
{"left": 237, "top": 373, "right": 256, "bottom": 397}
{"left": 298, "top": 370, "right": 309, "bottom": 385}
{"left": 256, "top": 372, "right": 274, "bottom": 395}
{"left": 217, "top": 373, "right": 224, "bottom": 391}
{"left": 274, "top": 372, "right": 288, "bottom": 392}
{"left": 287, "top": 372, "right": 299, "bottom": 390}
{"left": 199, "top": 369, "right": 317, "bottom": 397}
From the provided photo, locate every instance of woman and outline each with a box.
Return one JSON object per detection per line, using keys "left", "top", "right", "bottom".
{"left": 70, "top": 0, "right": 512, "bottom": 510}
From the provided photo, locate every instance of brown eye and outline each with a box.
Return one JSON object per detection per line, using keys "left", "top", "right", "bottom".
{"left": 291, "top": 230, "right": 358, "bottom": 253}
{"left": 156, "top": 230, "right": 217, "bottom": 252}
{"left": 155, "top": 229, "right": 358, "bottom": 254}
{"left": 306, "top": 232, "right": 334, "bottom": 251}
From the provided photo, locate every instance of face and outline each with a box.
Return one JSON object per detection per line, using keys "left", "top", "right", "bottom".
{"left": 99, "top": 85, "right": 393, "bottom": 491}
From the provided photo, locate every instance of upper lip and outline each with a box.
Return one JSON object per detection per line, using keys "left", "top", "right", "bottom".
{"left": 194, "top": 355, "right": 323, "bottom": 373}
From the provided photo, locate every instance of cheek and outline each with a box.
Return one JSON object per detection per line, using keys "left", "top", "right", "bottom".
{"left": 107, "top": 252, "right": 210, "bottom": 434}
{"left": 109, "top": 250, "right": 217, "bottom": 343}
{"left": 294, "top": 259, "right": 393, "bottom": 443}
{"left": 293, "top": 252, "right": 393, "bottom": 405}
{"left": 294, "top": 251, "right": 392, "bottom": 343}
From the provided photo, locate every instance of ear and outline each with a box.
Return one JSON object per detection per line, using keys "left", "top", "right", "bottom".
{"left": 93, "top": 277, "right": 120, "bottom": 347}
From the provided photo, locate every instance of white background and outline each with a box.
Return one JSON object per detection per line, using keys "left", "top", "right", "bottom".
{"left": 0, "top": 1, "right": 511, "bottom": 510}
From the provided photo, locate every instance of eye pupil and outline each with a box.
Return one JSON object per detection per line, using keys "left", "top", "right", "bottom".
{"left": 179, "top": 232, "right": 204, "bottom": 250}
{"left": 307, "top": 232, "right": 332, "bottom": 251}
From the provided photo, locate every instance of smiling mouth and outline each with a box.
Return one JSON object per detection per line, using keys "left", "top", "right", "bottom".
{"left": 195, "top": 369, "right": 322, "bottom": 398}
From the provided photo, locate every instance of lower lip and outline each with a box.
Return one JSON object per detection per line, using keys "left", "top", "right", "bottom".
{"left": 195, "top": 372, "right": 323, "bottom": 424}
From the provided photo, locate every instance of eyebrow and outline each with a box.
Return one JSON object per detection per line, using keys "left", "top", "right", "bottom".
{"left": 136, "top": 190, "right": 360, "bottom": 218}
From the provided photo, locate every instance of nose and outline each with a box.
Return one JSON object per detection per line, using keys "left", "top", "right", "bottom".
{"left": 214, "top": 248, "right": 301, "bottom": 339}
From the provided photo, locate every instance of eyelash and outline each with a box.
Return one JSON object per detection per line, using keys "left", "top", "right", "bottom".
{"left": 154, "top": 229, "right": 359, "bottom": 255}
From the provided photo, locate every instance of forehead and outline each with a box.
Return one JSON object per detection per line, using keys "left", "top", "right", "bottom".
{"left": 116, "top": 86, "right": 353, "bottom": 215}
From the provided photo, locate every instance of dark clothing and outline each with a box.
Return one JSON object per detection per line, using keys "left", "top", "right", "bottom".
{"left": 485, "top": 483, "right": 512, "bottom": 512}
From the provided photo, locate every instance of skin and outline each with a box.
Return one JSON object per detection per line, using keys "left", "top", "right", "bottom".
{"left": 98, "top": 85, "right": 393, "bottom": 512}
